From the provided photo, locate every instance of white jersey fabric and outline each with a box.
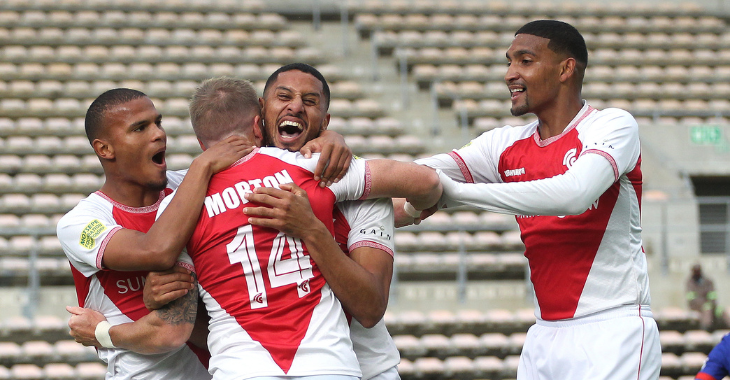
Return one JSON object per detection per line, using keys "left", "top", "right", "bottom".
{"left": 57, "top": 171, "right": 210, "bottom": 380}
{"left": 333, "top": 199, "right": 400, "bottom": 380}
{"left": 417, "top": 103, "right": 661, "bottom": 379}
{"left": 418, "top": 104, "right": 650, "bottom": 320}
{"left": 163, "top": 148, "right": 373, "bottom": 380}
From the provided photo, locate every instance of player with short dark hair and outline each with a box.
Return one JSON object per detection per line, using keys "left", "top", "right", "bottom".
{"left": 58, "top": 88, "right": 252, "bottom": 379}
{"left": 406, "top": 19, "right": 661, "bottom": 379}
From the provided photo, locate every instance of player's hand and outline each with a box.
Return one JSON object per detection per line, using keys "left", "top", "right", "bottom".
{"left": 196, "top": 135, "right": 255, "bottom": 174}
{"left": 143, "top": 266, "right": 195, "bottom": 311}
{"left": 300, "top": 130, "right": 352, "bottom": 188}
{"left": 393, "top": 198, "right": 421, "bottom": 227}
{"left": 243, "top": 183, "right": 325, "bottom": 239}
{"left": 66, "top": 306, "right": 106, "bottom": 347}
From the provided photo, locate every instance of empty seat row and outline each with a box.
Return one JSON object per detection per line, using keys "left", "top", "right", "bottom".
{"left": 0, "top": 214, "right": 63, "bottom": 232}
{"left": 0, "top": 62, "right": 346, "bottom": 82}
{"left": 435, "top": 81, "right": 730, "bottom": 101}
{"left": 0, "top": 193, "right": 85, "bottom": 214}
{"left": 454, "top": 99, "right": 730, "bottom": 121}
{"left": 395, "top": 230, "right": 524, "bottom": 252}
{"left": 0, "top": 340, "right": 96, "bottom": 366}
{"left": 375, "top": 30, "right": 730, "bottom": 51}
{"left": 0, "top": 153, "right": 202, "bottom": 174}
{"left": 413, "top": 64, "right": 730, "bottom": 84}
{"left": 356, "top": 13, "right": 723, "bottom": 35}
{"left": 394, "top": 332, "right": 525, "bottom": 359}
{"left": 0, "top": 28, "right": 303, "bottom": 47}
{"left": 0, "top": 10, "right": 278, "bottom": 29}
{"left": 347, "top": 0, "right": 704, "bottom": 17}
{"left": 396, "top": 252, "right": 526, "bottom": 276}
{"left": 344, "top": 135, "right": 425, "bottom": 155}
{"left": 1, "top": 45, "right": 323, "bottom": 65}
{"left": 399, "top": 47, "right": 730, "bottom": 67}
{"left": 661, "top": 329, "right": 730, "bottom": 355}
{"left": 0, "top": 361, "right": 105, "bottom": 380}
{"left": 0, "top": 173, "right": 102, "bottom": 194}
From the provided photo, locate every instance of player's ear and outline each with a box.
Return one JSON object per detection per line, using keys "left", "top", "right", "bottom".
{"left": 252, "top": 114, "right": 264, "bottom": 146}
{"left": 93, "top": 138, "right": 114, "bottom": 160}
{"left": 559, "top": 57, "right": 576, "bottom": 83}
{"left": 197, "top": 138, "right": 207, "bottom": 151}
{"left": 320, "top": 113, "right": 330, "bottom": 131}
{"left": 258, "top": 97, "right": 265, "bottom": 111}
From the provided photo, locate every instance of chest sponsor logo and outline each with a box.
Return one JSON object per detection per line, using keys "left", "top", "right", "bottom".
{"left": 359, "top": 226, "right": 392, "bottom": 240}
{"left": 504, "top": 168, "right": 525, "bottom": 177}
{"left": 563, "top": 148, "right": 578, "bottom": 169}
{"left": 204, "top": 169, "right": 294, "bottom": 217}
{"left": 79, "top": 219, "right": 106, "bottom": 249}
{"left": 116, "top": 275, "right": 146, "bottom": 294}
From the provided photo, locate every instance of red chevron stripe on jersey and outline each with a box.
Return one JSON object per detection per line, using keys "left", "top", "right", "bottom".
{"left": 186, "top": 153, "right": 337, "bottom": 373}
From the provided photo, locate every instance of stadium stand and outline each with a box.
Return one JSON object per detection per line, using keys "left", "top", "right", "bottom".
{"left": 0, "top": 0, "right": 727, "bottom": 379}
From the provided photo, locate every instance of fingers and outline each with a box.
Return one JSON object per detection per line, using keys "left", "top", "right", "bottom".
{"left": 247, "top": 216, "right": 281, "bottom": 230}
{"left": 243, "top": 206, "right": 279, "bottom": 219}
{"left": 313, "top": 144, "right": 333, "bottom": 183}
{"left": 244, "top": 190, "right": 286, "bottom": 209}
{"left": 278, "top": 183, "right": 307, "bottom": 197}
{"left": 319, "top": 146, "right": 343, "bottom": 187}
{"left": 66, "top": 306, "right": 84, "bottom": 315}
{"left": 300, "top": 143, "right": 314, "bottom": 159}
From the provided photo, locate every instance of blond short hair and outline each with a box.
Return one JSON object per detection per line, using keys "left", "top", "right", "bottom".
{"left": 189, "top": 77, "right": 260, "bottom": 146}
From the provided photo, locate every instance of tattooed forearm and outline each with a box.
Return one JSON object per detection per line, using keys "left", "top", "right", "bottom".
{"left": 155, "top": 273, "right": 198, "bottom": 325}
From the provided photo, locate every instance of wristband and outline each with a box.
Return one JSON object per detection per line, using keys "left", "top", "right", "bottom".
{"left": 95, "top": 321, "right": 116, "bottom": 348}
{"left": 403, "top": 202, "right": 421, "bottom": 218}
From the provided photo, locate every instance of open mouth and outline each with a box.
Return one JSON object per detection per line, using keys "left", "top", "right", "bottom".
{"left": 278, "top": 120, "right": 305, "bottom": 140}
{"left": 151, "top": 150, "right": 166, "bottom": 166}
{"left": 509, "top": 86, "right": 525, "bottom": 101}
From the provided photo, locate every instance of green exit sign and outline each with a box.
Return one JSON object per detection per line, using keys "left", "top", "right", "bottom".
{"left": 690, "top": 126, "right": 722, "bottom": 145}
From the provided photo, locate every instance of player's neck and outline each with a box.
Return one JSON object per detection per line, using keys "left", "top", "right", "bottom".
{"left": 535, "top": 95, "right": 584, "bottom": 140}
{"left": 98, "top": 179, "right": 163, "bottom": 208}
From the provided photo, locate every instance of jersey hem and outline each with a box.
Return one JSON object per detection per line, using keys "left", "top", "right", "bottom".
{"left": 97, "top": 226, "right": 122, "bottom": 270}
{"left": 349, "top": 241, "right": 394, "bottom": 257}
{"left": 175, "top": 261, "right": 195, "bottom": 274}
{"left": 447, "top": 151, "right": 474, "bottom": 183}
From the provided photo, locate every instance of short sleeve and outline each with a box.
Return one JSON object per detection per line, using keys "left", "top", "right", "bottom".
{"left": 579, "top": 109, "right": 640, "bottom": 181}
{"left": 328, "top": 157, "right": 368, "bottom": 202}
{"left": 337, "top": 199, "right": 395, "bottom": 257}
{"left": 175, "top": 249, "right": 195, "bottom": 274}
{"left": 57, "top": 198, "right": 122, "bottom": 277}
{"left": 156, "top": 190, "right": 176, "bottom": 220}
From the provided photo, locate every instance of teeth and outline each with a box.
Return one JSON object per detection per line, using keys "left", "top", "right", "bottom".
{"left": 510, "top": 88, "right": 524, "bottom": 93}
{"left": 279, "top": 120, "right": 303, "bottom": 131}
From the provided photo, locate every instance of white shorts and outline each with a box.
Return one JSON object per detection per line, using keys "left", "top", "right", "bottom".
{"left": 517, "top": 305, "right": 661, "bottom": 380}
{"left": 366, "top": 366, "right": 399, "bottom": 380}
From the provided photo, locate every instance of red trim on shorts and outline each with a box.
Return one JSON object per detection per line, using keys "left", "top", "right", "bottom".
{"left": 636, "top": 305, "right": 645, "bottom": 380}
{"left": 448, "top": 151, "right": 474, "bottom": 183}
{"left": 96, "top": 226, "right": 122, "bottom": 270}
{"left": 349, "top": 241, "right": 394, "bottom": 257}
{"left": 359, "top": 161, "right": 372, "bottom": 200}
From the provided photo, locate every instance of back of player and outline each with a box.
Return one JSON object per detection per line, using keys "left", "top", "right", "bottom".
{"left": 179, "top": 148, "right": 364, "bottom": 380}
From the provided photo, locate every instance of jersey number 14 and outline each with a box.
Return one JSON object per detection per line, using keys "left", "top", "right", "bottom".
{"left": 226, "top": 224, "right": 314, "bottom": 310}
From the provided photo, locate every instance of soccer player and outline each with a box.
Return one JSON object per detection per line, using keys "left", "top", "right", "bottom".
{"left": 57, "top": 88, "right": 253, "bottom": 379}
{"left": 66, "top": 78, "right": 441, "bottom": 379}
{"left": 696, "top": 332, "right": 730, "bottom": 380}
{"left": 404, "top": 20, "right": 661, "bottom": 379}
{"left": 115, "top": 64, "right": 401, "bottom": 380}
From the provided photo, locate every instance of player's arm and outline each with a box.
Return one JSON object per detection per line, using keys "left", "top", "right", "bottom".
{"left": 244, "top": 184, "right": 392, "bottom": 328}
{"left": 102, "top": 136, "right": 253, "bottom": 271}
{"left": 437, "top": 153, "right": 615, "bottom": 215}
{"left": 66, "top": 273, "right": 199, "bottom": 354}
{"left": 363, "top": 159, "right": 442, "bottom": 211}
{"left": 300, "top": 130, "right": 352, "bottom": 187}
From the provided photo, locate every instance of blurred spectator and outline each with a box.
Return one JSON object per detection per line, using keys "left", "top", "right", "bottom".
{"left": 687, "top": 263, "right": 730, "bottom": 331}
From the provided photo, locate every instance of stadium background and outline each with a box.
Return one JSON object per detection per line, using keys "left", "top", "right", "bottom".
{"left": 0, "top": 0, "right": 729, "bottom": 378}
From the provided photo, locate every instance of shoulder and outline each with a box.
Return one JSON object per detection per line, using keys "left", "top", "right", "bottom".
{"left": 58, "top": 193, "right": 111, "bottom": 224}
{"left": 470, "top": 122, "right": 536, "bottom": 149}
{"left": 255, "top": 147, "right": 317, "bottom": 173}
{"left": 588, "top": 108, "right": 638, "bottom": 128}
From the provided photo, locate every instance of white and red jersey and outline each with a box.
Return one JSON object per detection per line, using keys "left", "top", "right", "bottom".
{"left": 56, "top": 171, "right": 210, "bottom": 380}
{"left": 417, "top": 103, "right": 650, "bottom": 321}
{"left": 166, "top": 147, "right": 371, "bottom": 380}
{"left": 333, "top": 199, "right": 400, "bottom": 380}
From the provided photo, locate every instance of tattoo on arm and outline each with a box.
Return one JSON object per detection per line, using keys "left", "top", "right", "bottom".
{"left": 155, "top": 273, "right": 198, "bottom": 325}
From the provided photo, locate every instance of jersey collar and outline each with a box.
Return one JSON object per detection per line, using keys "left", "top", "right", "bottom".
{"left": 533, "top": 101, "right": 595, "bottom": 147}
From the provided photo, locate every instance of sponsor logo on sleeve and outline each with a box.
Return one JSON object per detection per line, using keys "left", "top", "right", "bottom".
{"left": 79, "top": 219, "right": 106, "bottom": 249}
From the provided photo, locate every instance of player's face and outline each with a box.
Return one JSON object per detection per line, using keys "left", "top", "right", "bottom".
{"left": 505, "top": 34, "right": 564, "bottom": 117}
{"left": 104, "top": 97, "right": 168, "bottom": 191}
{"left": 262, "top": 70, "right": 330, "bottom": 152}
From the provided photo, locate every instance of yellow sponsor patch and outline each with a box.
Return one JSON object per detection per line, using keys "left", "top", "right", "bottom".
{"left": 79, "top": 219, "right": 106, "bottom": 249}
